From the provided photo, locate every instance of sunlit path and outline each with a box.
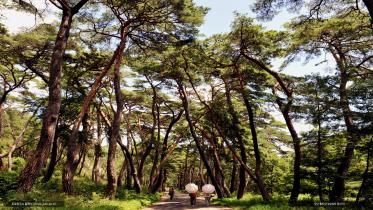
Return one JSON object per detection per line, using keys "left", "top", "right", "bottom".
{"left": 142, "top": 191, "right": 232, "bottom": 210}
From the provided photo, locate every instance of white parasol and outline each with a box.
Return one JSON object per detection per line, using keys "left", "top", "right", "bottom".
{"left": 185, "top": 183, "right": 198, "bottom": 193}
{"left": 202, "top": 184, "right": 215, "bottom": 194}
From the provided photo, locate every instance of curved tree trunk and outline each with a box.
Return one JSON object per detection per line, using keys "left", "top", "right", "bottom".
{"left": 118, "top": 140, "right": 141, "bottom": 193}
{"left": 117, "top": 159, "right": 127, "bottom": 187}
{"left": 125, "top": 157, "right": 133, "bottom": 189}
{"left": 330, "top": 65, "right": 360, "bottom": 202}
{"left": 149, "top": 109, "right": 183, "bottom": 193}
{"left": 148, "top": 103, "right": 161, "bottom": 189}
{"left": 106, "top": 28, "right": 128, "bottom": 198}
{"left": 138, "top": 77, "right": 158, "bottom": 184}
{"left": 92, "top": 110, "right": 103, "bottom": 184}
{"left": 237, "top": 79, "right": 271, "bottom": 201}
{"left": 177, "top": 80, "right": 224, "bottom": 198}
{"left": 63, "top": 36, "right": 128, "bottom": 195}
{"left": 17, "top": 10, "right": 73, "bottom": 192}
{"left": 355, "top": 138, "right": 372, "bottom": 204}
{"left": 92, "top": 143, "right": 103, "bottom": 184}
{"left": 241, "top": 52, "right": 298, "bottom": 203}
{"left": 223, "top": 81, "right": 247, "bottom": 199}
{"left": 42, "top": 129, "right": 59, "bottom": 183}
{"left": 229, "top": 159, "right": 237, "bottom": 194}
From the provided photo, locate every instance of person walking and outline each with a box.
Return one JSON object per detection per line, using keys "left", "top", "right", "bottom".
{"left": 189, "top": 192, "right": 197, "bottom": 206}
{"left": 204, "top": 193, "right": 213, "bottom": 206}
{"left": 168, "top": 187, "right": 175, "bottom": 200}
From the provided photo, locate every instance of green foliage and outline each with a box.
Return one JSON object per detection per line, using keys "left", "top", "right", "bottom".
{"left": 0, "top": 171, "right": 18, "bottom": 197}
{"left": 213, "top": 193, "right": 359, "bottom": 210}
{"left": 0, "top": 175, "right": 161, "bottom": 210}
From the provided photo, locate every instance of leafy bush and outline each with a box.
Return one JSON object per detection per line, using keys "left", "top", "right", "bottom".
{"left": 11, "top": 157, "right": 26, "bottom": 172}
{"left": 0, "top": 171, "right": 18, "bottom": 197}
{"left": 0, "top": 175, "right": 161, "bottom": 210}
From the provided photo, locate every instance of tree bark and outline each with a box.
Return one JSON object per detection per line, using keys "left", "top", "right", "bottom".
{"left": 148, "top": 102, "right": 161, "bottom": 189}
{"left": 42, "top": 128, "right": 59, "bottom": 183}
{"left": 329, "top": 45, "right": 360, "bottom": 202}
{"left": 223, "top": 81, "right": 247, "bottom": 199}
{"left": 316, "top": 96, "right": 324, "bottom": 202}
{"left": 117, "top": 159, "right": 127, "bottom": 187}
{"left": 177, "top": 80, "right": 224, "bottom": 198}
{"left": 106, "top": 28, "right": 128, "bottom": 198}
{"left": 241, "top": 52, "right": 298, "bottom": 203}
{"left": 149, "top": 109, "right": 183, "bottom": 193}
{"left": 92, "top": 143, "right": 103, "bottom": 184}
{"left": 229, "top": 159, "right": 237, "bottom": 194}
{"left": 17, "top": 10, "right": 73, "bottom": 193}
{"left": 138, "top": 76, "right": 158, "bottom": 184}
{"left": 63, "top": 28, "right": 128, "bottom": 194}
{"left": 125, "top": 157, "right": 133, "bottom": 189}
{"left": 236, "top": 72, "right": 270, "bottom": 201}
{"left": 92, "top": 111, "right": 103, "bottom": 184}
{"left": 355, "top": 138, "right": 372, "bottom": 204}
{"left": 118, "top": 140, "right": 141, "bottom": 193}
{"left": 281, "top": 105, "right": 301, "bottom": 204}
{"left": 98, "top": 105, "right": 140, "bottom": 193}
{"left": 17, "top": 0, "right": 89, "bottom": 192}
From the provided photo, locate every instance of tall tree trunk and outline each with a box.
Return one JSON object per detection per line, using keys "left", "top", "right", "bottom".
{"left": 150, "top": 109, "right": 183, "bottom": 193}
{"left": 211, "top": 130, "right": 231, "bottom": 197}
{"left": 7, "top": 145, "right": 16, "bottom": 172}
{"left": 106, "top": 30, "right": 127, "bottom": 198}
{"left": 330, "top": 49, "right": 360, "bottom": 202}
{"left": 184, "top": 66, "right": 258, "bottom": 192}
{"left": 230, "top": 159, "right": 237, "bottom": 194}
{"left": 223, "top": 81, "right": 247, "bottom": 199}
{"left": 101, "top": 107, "right": 140, "bottom": 193}
{"left": 241, "top": 52, "right": 298, "bottom": 203}
{"left": 117, "top": 159, "right": 127, "bottom": 187}
{"left": 62, "top": 113, "right": 87, "bottom": 194}
{"left": 42, "top": 129, "right": 59, "bottom": 183}
{"left": 237, "top": 79, "right": 270, "bottom": 201}
{"left": 77, "top": 151, "right": 86, "bottom": 176}
{"left": 198, "top": 126, "right": 230, "bottom": 197}
{"left": 92, "top": 109, "right": 103, "bottom": 184}
{"left": 355, "top": 138, "right": 372, "bottom": 204}
{"left": 183, "top": 145, "right": 190, "bottom": 187}
{"left": 316, "top": 97, "right": 324, "bottom": 202}
{"left": 17, "top": 11, "right": 73, "bottom": 192}
{"left": 125, "top": 157, "right": 132, "bottom": 189}
{"left": 118, "top": 140, "right": 141, "bottom": 193}
{"left": 63, "top": 28, "right": 128, "bottom": 194}
{"left": 199, "top": 158, "right": 206, "bottom": 186}
{"left": 161, "top": 169, "right": 167, "bottom": 191}
{"left": 92, "top": 143, "right": 103, "bottom": 184}
{"left": 138, "top": 77, "right": 158, "bottom": 184}
{"left": 149, "top": 103, "right": 161, "bottom": 189}
{"left": 177, "top": 80, "right": 224, "bottom": 198}
{"left": 281, "top": 107, "right": 301, "bottom": 204}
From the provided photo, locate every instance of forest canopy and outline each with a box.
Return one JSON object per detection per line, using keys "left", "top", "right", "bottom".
{"left": 0, "top": 0, "right": 372, "bottom": 209}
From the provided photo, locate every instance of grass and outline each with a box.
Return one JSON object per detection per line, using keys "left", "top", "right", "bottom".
{"left": 212, "top": 193, "right": 364, "bottom": 210}
{"left": 0, "top": 172, "right": 161, "bottom": 210}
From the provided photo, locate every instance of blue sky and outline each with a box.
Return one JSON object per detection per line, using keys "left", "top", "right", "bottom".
{"left": 194, "top": 0, "right": 293, "bottom": 36}
{"left": 193, "top": 0, "right": 336, "bottom": 77}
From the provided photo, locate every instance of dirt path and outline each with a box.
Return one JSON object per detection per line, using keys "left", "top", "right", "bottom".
{"left": 142, "top": 191, "right": 232, "bottom": 210}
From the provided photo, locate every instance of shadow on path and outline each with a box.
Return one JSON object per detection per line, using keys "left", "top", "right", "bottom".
{"left": 142, "top": 191, "right": 232, "bottom": 210}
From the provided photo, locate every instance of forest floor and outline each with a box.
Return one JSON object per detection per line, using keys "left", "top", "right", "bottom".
{"left": 142, "top": 191, "right": 232, "bottom": 210}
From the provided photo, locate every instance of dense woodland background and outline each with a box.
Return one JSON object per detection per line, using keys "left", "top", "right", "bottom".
{"left": 0, "top": 0, "right": 372, "bottom": 209}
